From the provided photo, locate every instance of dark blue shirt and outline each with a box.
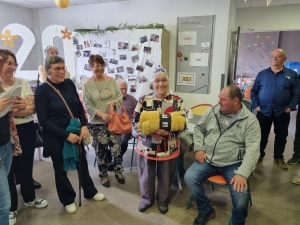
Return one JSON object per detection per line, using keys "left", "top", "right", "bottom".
{"left": 251, "top": 67, "right": 299, "bottom": 117}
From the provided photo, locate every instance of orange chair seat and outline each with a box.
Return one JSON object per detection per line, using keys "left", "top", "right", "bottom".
{"left": 207, "top": 175, "right": 227, "bottom": 185}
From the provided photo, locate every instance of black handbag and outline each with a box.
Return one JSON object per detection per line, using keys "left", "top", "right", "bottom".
{"left": 34, "top": 123, "right": 43, "bottom": 148}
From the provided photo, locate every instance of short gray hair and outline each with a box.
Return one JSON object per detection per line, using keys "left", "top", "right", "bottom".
{"left": 117, "top": 80, "right": 128, "bottom": 86}
{"left": 44, "top": 45, "right": 59, "bottom": 56}
{"left": 44, "top": 55, "right": 65, "bottom": 74}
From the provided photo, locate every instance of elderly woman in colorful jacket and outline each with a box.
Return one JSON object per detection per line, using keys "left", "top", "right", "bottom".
{"left": 132, "top": 66, "right": 185, "bottom": 214}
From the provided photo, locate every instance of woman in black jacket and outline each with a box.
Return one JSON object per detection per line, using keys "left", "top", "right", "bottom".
{"left": 35, "top": 55, "right": 105, "bottom": 214}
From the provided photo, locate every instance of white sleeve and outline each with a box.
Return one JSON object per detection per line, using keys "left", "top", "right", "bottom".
{"left": 21, "top": 78, "right": 34, "bottom": 98}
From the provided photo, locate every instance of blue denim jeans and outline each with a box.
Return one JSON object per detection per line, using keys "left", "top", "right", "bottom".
{"left": 0, "top": 142, "right": 13, "bottom": 225}
{"left": 184, "top": 161, "right": 250, "bottom": 225}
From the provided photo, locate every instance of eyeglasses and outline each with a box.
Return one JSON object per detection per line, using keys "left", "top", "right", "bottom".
{"left": 6, "top": 61, "right": 18, "bottom": 68}
{"left": 153, "top": 79, "right": 168, "bottom": 83}
{"left": 52, "top": 67, "right": 67, "bottom": 72}
{"left": 269, "top": 56, "right": 284, "bottom": 59}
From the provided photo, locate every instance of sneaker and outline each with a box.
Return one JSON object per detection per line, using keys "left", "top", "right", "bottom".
{"left": 287, "top": 157, "right": 300, "bottom": 165}
{"left": 93, "top": 192, "right": 105, "bottom": 201}
{"left": 257, "top": 156, "right": 263, "bottom": 164}
{"left": 9, "top": 211, "right": 17, "bottom": 225}
{"left": 292, "top": 176, "right": 300, "bottom": 185}
{"left": 65, "top": 203, "right": 77, "bottom": 214}
{"left": 274, "top": 159, "right": 288, "bottom": 170}
{"left": 24, "top": 198, "right": 48, "bottom": 208}
{"left": 193, "top": 207, "right": 216, "bottom": 225}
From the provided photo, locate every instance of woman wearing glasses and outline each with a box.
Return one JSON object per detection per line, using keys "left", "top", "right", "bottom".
{"left": 0, "top": 49, "right": 48, "bottom": 225}
{"left": 35, "top": 55, "right": 104, "bottom": 214}
{"left": 83, "top": 54, "right": 124, "bottom": 187}
{"left": 132, "top": 66, "right": 185, "bottom": 214}
{"left": 37, "top": 45, "right": 70, "bottom": 83}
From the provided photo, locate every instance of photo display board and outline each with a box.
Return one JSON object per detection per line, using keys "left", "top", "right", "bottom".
{"left": 175, "top": 16, "right": 215, "bottom": 94}
{"left": 73, "top": 29, "right": 169, "bottom": 99}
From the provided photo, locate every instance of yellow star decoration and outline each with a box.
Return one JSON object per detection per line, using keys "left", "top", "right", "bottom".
{"left": 0, "top": 30, "right": 18, "bottom": 48}
{"left": 61, "top": 28, "right": 72, "bottom": 40}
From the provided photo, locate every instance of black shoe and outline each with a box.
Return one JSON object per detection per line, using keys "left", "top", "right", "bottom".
{"left": 193, "top": 207, "right": 216, "bottom": 225}
{"left": 33, "top": 179, "right": 41, "bottom": 189}
{"left": 158, "top": 205, "right": 168, "bottom": 214}
{"left": 287, "top": 157, "right": 300, "bottom": 165}
{"left": 138, "top": 202, "right": 152, "bottom": 212}
{"left": 107, "top": 163, "right": 114, "bottom": 172}
{"left": 115, "top": 173, "right": 125, "bottom": 184}
{"left": 101, "top": 178, "right": 110, "bottom": 188}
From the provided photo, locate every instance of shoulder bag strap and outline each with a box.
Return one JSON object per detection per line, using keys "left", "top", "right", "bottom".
{"left": 46, "top": 81, "right": 74, "bottom": 118}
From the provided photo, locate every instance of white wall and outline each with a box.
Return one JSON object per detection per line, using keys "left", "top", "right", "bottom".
{"left": 0, "top": 2, "right": 40, "bottom": 71}
{"left": 37, "top": 0, "right": 233, "bottom": 109}
{"left": 236, "top": 5, "right": 300, "bottom": 31}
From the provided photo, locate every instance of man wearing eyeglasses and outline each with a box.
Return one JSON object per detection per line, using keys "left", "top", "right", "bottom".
{"left": 251, "top": 48, "right": 299, "bottom": 170}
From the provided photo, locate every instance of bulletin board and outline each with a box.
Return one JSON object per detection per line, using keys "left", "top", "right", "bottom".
{"left": 175, "top": 16, "right": 215, "bottom": 94}
{"left": 73, "top": 29, "right": 169, "bottom": 99}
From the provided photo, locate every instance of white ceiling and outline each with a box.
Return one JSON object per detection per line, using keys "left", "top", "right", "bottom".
{"left": 0, "top": 0, "right": 299, "bottom": 9}
{"left": 0, "top": 0, "right": 130, "bottom": 8}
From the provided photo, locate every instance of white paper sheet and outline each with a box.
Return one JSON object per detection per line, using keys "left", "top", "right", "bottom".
{"left": 189, "top": 53, "right": 209, "bottom": 67}
{"left": 178, "top": 31, "right": 197, "bottom": 46}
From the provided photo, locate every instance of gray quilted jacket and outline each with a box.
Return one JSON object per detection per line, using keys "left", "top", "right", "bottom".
{"left": 193, "top": 103, "right": 261, "bottom": 178}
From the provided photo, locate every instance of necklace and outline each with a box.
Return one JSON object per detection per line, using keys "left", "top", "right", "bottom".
{"left": 93, "top": 76, "right": 112, "bottom": 99}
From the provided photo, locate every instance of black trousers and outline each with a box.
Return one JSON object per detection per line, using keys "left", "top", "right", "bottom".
{"left": 51, "top": 147, "right": 98, "bottom": 206}
{"left": 8, "top": 121, "right": 36, "bottom": 211}
{"left": 257, "top": 111, "right": 290, "bottom": 159}
{"left": 293, "top": 109, "right": 300, "bottom": 158}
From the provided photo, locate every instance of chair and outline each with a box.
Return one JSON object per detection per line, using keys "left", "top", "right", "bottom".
{"left": 241, "top": 99, "right": 253, "bottom": 112}
{"left": 242, "top": 85, "right": 253, "bottom": 100}
{"left": 187, "top": 104, "right": 212, "bottom": 116}
{"left": 187, "top": 175, "right": 252, "bottom": 225}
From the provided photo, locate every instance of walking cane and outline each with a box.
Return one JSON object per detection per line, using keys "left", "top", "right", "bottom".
{"left": 78, "top": 142, "right": 82, "bottom": 207}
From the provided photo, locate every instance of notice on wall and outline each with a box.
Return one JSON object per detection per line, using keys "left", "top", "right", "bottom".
{"left": 178, "top": 31, "right": 197, "bottom": 46}
{"left": 189, "top": 53, "right": 209, "bottom": 67}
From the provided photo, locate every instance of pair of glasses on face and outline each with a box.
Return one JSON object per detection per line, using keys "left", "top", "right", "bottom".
{"left": 52, "top": 67, "right": 67, "bottom": 72}
{"left": 269, "top": 56, "right": 284, "bottom": 60}
{"left": 153, "top": 79, "right": 168, "bottom": 83}
{"left": 6, "top": 61, "right": 18, "bottom": 68}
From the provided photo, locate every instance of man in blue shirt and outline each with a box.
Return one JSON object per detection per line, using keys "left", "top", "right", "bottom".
{"left": 251, "top": 48, "right": 299, "bottom": 170}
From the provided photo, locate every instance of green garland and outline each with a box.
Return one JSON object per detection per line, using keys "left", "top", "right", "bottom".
{"left": 74, "top": 22, "right": 166, "bottom": 36}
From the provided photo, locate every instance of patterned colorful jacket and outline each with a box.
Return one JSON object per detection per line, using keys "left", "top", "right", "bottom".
{"left": 132, "top": 93, "right": 185, "bottom": 161}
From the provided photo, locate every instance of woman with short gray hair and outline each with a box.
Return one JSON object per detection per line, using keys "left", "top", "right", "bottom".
{"left": 35, "top": 55, "right": 105, "bottom": 214}
{"left": 38, "top": 45, "right": 70, "bottom": 83}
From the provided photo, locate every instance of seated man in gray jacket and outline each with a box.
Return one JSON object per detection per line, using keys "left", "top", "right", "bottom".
{"left": 184, "top": 84, "right": 260, "bottom": 225}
